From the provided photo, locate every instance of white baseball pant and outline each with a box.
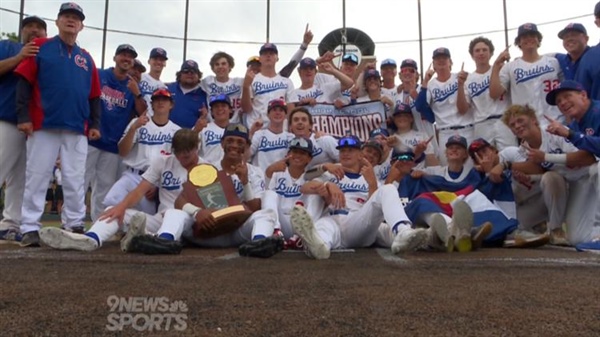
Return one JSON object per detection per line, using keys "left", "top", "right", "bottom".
{"left": 514, "top": 171, "right": 567, "bottom": 232}
{"left": 84, "top": 145, "right": 122, "bottom": 222}
{"left": 103, "top": 170, "right": 157, "bottom": 215}
{"left": 565, "top": 164, "right": 600, "bottom": 244}
{"left": 473, "top": 118, "right": 517, "bottom": 151}
{"left": 0, "top": 121, "right": 26, "bottom": 230}
{"left": 261, "top": 191, "right": 327, "bottom": 238}
{"left": 20, "top": 130, "right": 87, "bottom": 234}
{"left": 87, "top": 208, "right": 163, "bottom": 247}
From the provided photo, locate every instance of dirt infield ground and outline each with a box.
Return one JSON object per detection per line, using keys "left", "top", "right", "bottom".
{"left": 1, "top": 243, "right": 599, "bottom": 337}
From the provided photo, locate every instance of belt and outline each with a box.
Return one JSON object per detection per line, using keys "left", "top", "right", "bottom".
{"left": 330, "top": 209, "right": 349, "bottom": 216}
{"left": 128, "top": 167, "right": 146, "bottom": 175}
{"left": 485, "top": 115, "right": 502, "bottom": 121}
{"left": 438, "top": 124, "right": 474, "bottom": 131}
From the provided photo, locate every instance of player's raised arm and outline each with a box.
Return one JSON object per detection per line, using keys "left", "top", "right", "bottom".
{"left": 489, "top": 45, "right": 510, "bottom": 99}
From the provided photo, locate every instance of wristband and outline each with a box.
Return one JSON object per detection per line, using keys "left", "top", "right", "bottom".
{"left": 300, "top": 43, "right": 308, "bottom": 51}
{"left": 544, "top": 153, "right": 567, "bottom": 164}
{"left": 241, "top": 182, "right": 255, "bottom": 201}
{"left": 182, "top": 203, "right": 201, "bottom": 217}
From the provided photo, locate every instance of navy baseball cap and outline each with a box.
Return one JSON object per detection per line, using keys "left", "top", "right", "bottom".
{"left": 289, "top": 137, "right": 314, "bottom": 156}
{"left": 260, "top": 43, "right": 278, "bottom": 55}
{"left": 558, "top": 23, "right": 587, "bottom": 39}
{"left": 364, "top": 69, "right": 381, "bottom": 81}
{"left": 115, "top": 44, "right": 138, "bottom": 58}
{"left": 400, "top": 59, "right": 418, "bottom": 70}
{"left": 380, "top": 59, "right": 397, "bottom": 68}
{"left": 151, "top": 88, "right": 173, "bottom": 101}
{"left": 209, "top": 94, "right": 232, "bottom": 108}
{"left": 515, "top": 23, "right": 542, "bottom": 44}
{"left": 21, "top": 16, "right": 46, "bottom": 30}
{"left": 299, "top": 57, "right": 317, "bottom": 69}
{"left": 393, "top": 103, "right": 413, "bottom": 116}
{"left": 267, "top": 99, "right": 286, "bottom": 112}
{"left": 391, "top": 146, "right": 415, "bottom": 162}
{"left": 336, "top": 135, "right": 362, "bottom": 150}
{"left": 149, "top": 47, "right": 168, "bottom": 60}
{"left": 362, "top": 140, "right": 384, "bottom": 158}
{"left": 58, "top": 2, "right": 85, "bottom": 21}
{"left": 369, "top": 128, "right": 389, "bottom": 139}
{"left": 595, "top": 1, "right": 600, "bottom": 16}
{"left": 445, "top": 135, "right": 468, "bottom": 149}
{"left": 133, "top": 59, "right": 146, "bottom": 72}
{"left": 342, "top": 53, "right": 359, "bottom": 65}
{"left": 432, "top": 47, "right": 451, "bottom": 58}
{"left": 545, "top": 80, "right": 586, "bottom": 106}
{"left": 468, "top": 138, "right": 492, "bottom": 160}
{"left": 180, "top": 60, "right": 199, "bottom": 72}
{"left": 223, "top": 124, "right": 249, "bottom": 141}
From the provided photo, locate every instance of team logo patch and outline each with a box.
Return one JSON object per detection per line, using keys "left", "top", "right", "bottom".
{"left": 74, "top": 54, "right": 88, "bottom": 71}
{"left": 586, "top": 128, "right": 595, "bottom": 136}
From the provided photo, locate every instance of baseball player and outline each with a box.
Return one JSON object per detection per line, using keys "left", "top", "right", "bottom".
{"left": 0, "top": 15, "right": 46, "bottom": 242}
{"left": 290, "top": 135, "right": 434, "bottom": 260}
{"left": 201, "top": 52, "right": 244, "bottom": 124}
{"left": 544, "top": 81, "right": 600, "bottom": 249}
{"left": 575, "top": 2, "right": 600, "bottom": 100}
{"left": 141, "top": 124, "right": 282, "bottom": 257}
{"left": 129, "top": 59, "right": 146, "bottom": 82}
{"left": 554, "top": 23, "right": 590, "bottom": 81}
{"left": 286, "top": 107, "right": 339, "bottom": 169}
{"left": 368, "top": 128, "right": 394, "bottom": 183}
{"left": 457, "top": 37, "right": 516, "bottom": 150}
{"left": 15, "top": 2, "right": 101, "bottom": 247}
{"left": 241, "top": 43, "right": 294, "bottom": 129}
{"left": 250, "top": 99, "right": 293, "bottom": 172}
{"left": 356, "top": 69, "right": 395, "bottom": 117}
{"left": 290, "top": 57, "right": 354, "bottom": 106}
{"left": 139, "top": 47, "right": 168, "bottom": 117}
{"left": 379, "top": 59, "right": 398, "bottom": 103}
{"left": 103, "top": 88, "right": 181, "bottom": 216}
{"left": 167, "top": 60, "right": 208, "bottom": 129}
{"left": 197, "top": 94, "right": 233, "bottom": 164}
{"left": 415, "top": 47, "right": 475, "bottom": 165}
{"left": 39, "top": 129, "right": 202, "bottom": 253}
{"left": 84, "top": 44, "right": 146, "bottom": 223}
{"left": 489, "top": 23, "right": 563, "bottom": 125}
{"left": 388, "top": 103, "right": 438, "bottom": 169}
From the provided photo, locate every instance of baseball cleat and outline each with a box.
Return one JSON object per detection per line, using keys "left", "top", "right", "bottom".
{"left": 39, "top": 227, "right": 98, "bottom": 251}
{"left": 239, "top": 236, "right": 285, "bottom": 258}
{"left": 549, "top": 228, "right": 570, "bottom": 246}
{"left": 575, "top": 238, "right": 600, "bottom": 252}
{"left": 503, "top": 230, "right": 549, "bottom": 248}
{"left": 0, "top": 228, "right": 22, "bottom": 243}
{"left": 129, "top": 235, "right": 182, "bottom": 255}
{"left": 451, "top": 200, "right": 473, "bottom": 253}
{"left": 391, "top": 228, "right": 428, "bottom": 254}
{"left": 471, "top": 222, "right": 493, "bottom": 250}
{"left": 20, "top": 230, "right": 41, "bottom": 248}
{"left": 427, "top": 214, "right": 453, "bottom": 252}
{"left": 121, "top": 212, "right": 147, "bottom": 252}
{"left": 291, "top": 205, "right": 330, "bottom": 260}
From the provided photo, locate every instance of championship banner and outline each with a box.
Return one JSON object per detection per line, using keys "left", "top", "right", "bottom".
{"left": 307, "top": 100, "right": 386, "bottom": 141}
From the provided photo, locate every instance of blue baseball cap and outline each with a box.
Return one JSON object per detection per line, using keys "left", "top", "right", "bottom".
{"left": 180, "top": 60, "right": 199, "bottom": 72}
{"left": 445, "top": 135, "right": 468, "bottom": 149}
{"left": 380, "top": 59, "right": 397, "bottom": 68}
{"left": 558, "top": 23, "right": 587, "bottom": 39}
{"left": 342, "top": 53, "right": 359, "bottom": 65}
{"left": 595, "top": 1, "right": 600, "bottom": 16}
{"left": 364, "top": 69, "right": 381, "bottom": 81}
{"left": 336, "top": 135, "right": 362, "bottom": 150}
{"left": 289, "top": 137, "right": 314, "bottom": 156}
{"left": 369, "top": 128, "right": 389, "bottom": 139}
{"left": 400, "top": 59, "right": 418, "bottom": 70}
{"left": 149, "top": 47, "right": 168, "bottom": 60}
{"left": 515, "top": 23, "right": 542, "bottom": 44}
{"left": 432, "top": 47, "right": 451, "bottom": 58}
{"left": 260, "top": 43, "right": 278, "bottom": 55}
{"left": 58, "top": 2, "right": 85, "bottom": 21}
{"left": 115, "top": 44, "right": 137, "bottom": 58}
{"left": 223, "top": 124, "right": 249, "bottom": 141}
{"left": 393, "top": 103, "right": 413, "bottom": 116}
{"left": 545, "top": 80, "right": 586, "bottom": 106}
{"left": 299, "top": 57, "right": 317, "bottom": 69}
{"left": 362, "top": 140, "right": 383, "bottom": 157}
{"left": 209, "top": 94, "right": 232, "bottom": 108}
{"left": 21, "top": 16, "right": 47, "bottom": 30}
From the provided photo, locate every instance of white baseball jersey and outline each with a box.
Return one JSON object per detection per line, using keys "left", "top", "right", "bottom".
{"left": 393, "top": 130, "right": 434, "bottom": 170}
{"left": 499, "top": 55, "right": 562, "bottom": 121}
{"left": 141, "top": 154, "right": 193, "bottom": 214}
{"left": 464, "top": 68, "right": 510, "bottom": 123}
{"left": 308, "top": 133, "right": 339, "bottom": 169}
{"left": 213, "top": 161, "right": 266, "bottom": 201}
{"left": 374, "top": 151, "right": 393, "bottom": 182}
{"left": 396, "top": 84, "right": 433, "bottom": 134}
{"left": 290, "top": 82, "right": 341, "bottom": 104}
{"left": 381, "top": 87, "right": 399, "bottom": 105}
{"left": 246, "top": 73, "right": 294, "bottom": 128}
{"left": 120, "top": 118, "right": 181, "bottom": 171}
{"left": 198, "top": 122, "right": 225, "bottom": 165}
{"left": 499, "top": 146, "right": 541, "bottom": 202}
{"left": 319, "top": 172, "right": 372, "bottom": 212}
{"left": 422, "top": 165, "right": 471, "bottom": 183}
{"left": 250, "top": 129, "right": 293, "bottom": 171}
{"left": 201, "top": 75, "right": 244, "bottom": 124}
{"left": 269, "top": 168, "right": 307, "bottom": 218}
{"left": 426, "top": 74, "right": 475, "bottom": 129}
{"left": 314, "top": 73, "right": 337, "bottom": 85}
{"left": 139, "top": 73, "right": 166, "bottom": 117}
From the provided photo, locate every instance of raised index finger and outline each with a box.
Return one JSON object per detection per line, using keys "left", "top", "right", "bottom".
{"left": 461, "top": 62, "right": 464, "bottom": 71}
{"left": 425, "top": 135, "right": 434, "bottom": 144}
{"left": 305, "top": 23, "right": 309, "bottom": 33}
{"left": 543, "top": 114, "right": 556, "bottom": 123}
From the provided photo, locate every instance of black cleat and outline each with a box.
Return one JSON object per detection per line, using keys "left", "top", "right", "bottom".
{"left": 129, "top": 235, "right": 182, "bottom": 255}
{"left": 20, "top": 231, "right": 40, "bottom": 247}
{"left": 239, "top": 236, "right": 284, "bottom": 258}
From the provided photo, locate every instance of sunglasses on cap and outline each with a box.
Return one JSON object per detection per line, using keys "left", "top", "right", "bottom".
{"left": 226, "top": 124, "right": 248, "bottom": 133}
{"left": 401, "top": 68, "right": 416, "bottom": 74}
{"left": 338, "top": 136, "right": 361, "bottom": 148}
{"left": 151, "top": 88, "right": 172, "bottom": 99}
{"left": 342, "top": 54, "right": 359, "bottom": 63}
{"left": 392, "top": 153, "right": 415, "bottom": 162}
{"left": 290, "top": 137, "right": 310, "bottom": 148}
{"left": 210, "top": 94, "right": 229, "bottom": 103}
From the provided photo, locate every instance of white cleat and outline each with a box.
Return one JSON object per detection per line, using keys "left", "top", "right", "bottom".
{"left": 428, "top": 214, "right": 453, "bottom": 253}
{"left": 290, "top": 205, "right": 330, "bottom": 260}
{"left": 39, "top": 227, "right": 98, "bottom": 251}
{"left": 121, "top": 212, "right": 147, "bottom": 252}
{"left": 391, "top": 228, "right": 428, "bottom": 254}
{"left": 451, "top": 200, "right": 474, "bottom": 253}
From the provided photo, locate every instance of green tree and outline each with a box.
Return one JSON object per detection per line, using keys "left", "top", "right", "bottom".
{"left": 1, "top": 32, "right": 19, "bottom": 42}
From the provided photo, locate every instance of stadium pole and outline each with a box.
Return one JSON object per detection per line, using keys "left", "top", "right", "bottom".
{"left": 183, "top": 0, "right": 190, "bottom": 61}
{"left": 100, "top": 0, "right": 109, "bottom": 69}
{"left": 417, "top": 0, "right": 424, "bottom": 83}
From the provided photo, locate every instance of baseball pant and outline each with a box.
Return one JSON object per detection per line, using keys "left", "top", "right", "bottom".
{"left": 20, "top": 130, "right": 87, "bottom": 234}
{"left": 104, "top": 170, "right": 157, "bottom": 215}
{"left": 84, "top": 145, "right": 121, "bottom": 222}
{"left": 88, "top": 208, "right": 163, "bottom": 247}
{"left": 179, "top": 208, "right": 277, "bottom": 247}
{"left": 437, "top": 127, "right": 475, "bottom": 166}
{"left": 565, "top": 164, "right": 600, "bottom": 244}
{"left": 261, "top": 190, "right": 327, "bottom": 238}
{"left": 473, "top": 119, "right": 517, "bottom": 151}
{"left": 0, "top": 121, "right": 26, "bottom": 230}
{"left": 514, "top": 171, "right": 567, "bottom": 232}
